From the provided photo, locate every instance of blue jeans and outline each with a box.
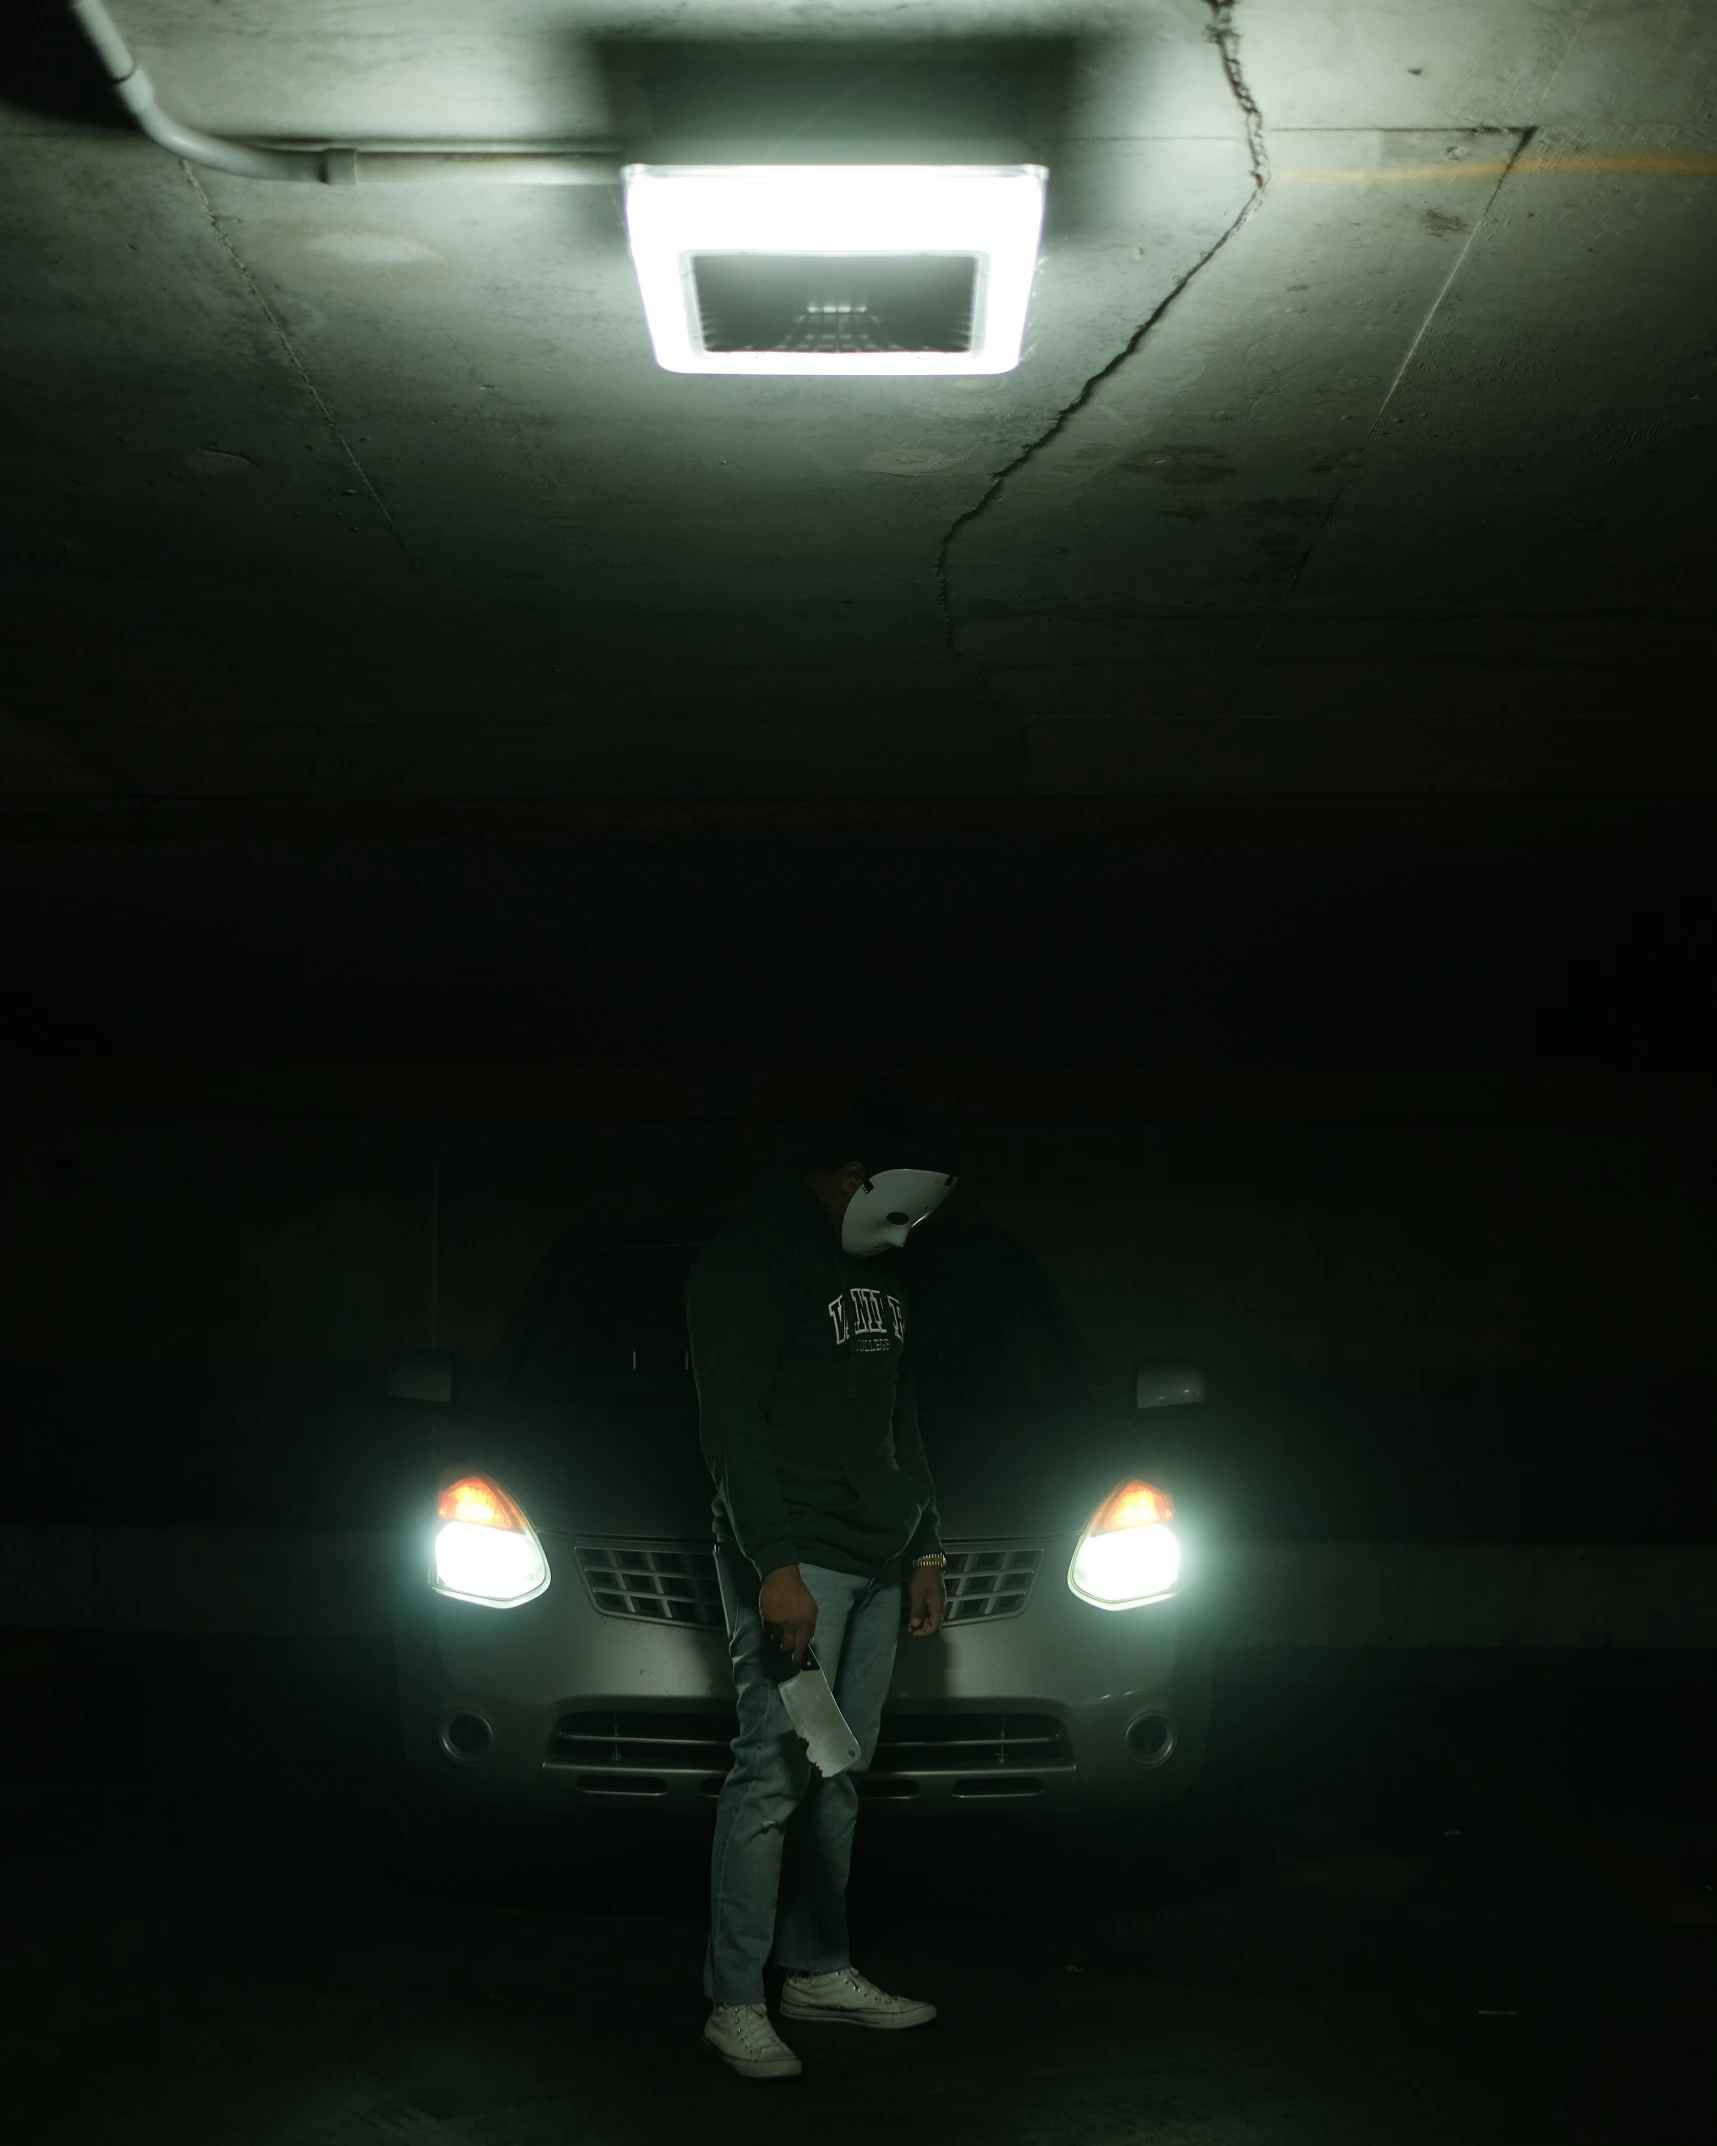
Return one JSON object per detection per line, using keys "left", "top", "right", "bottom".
{"left": 703, "top": 1543, "right": 901, "bottom": 2006}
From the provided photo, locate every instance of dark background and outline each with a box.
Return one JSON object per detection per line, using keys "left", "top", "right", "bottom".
{"left": 2, "top": 0, "right": 1713, "bottom": 1587}
{"left": 5, "top": 794, "right": 1714, "bottom": 1544}
{"left": 4, "top": 13, "right": 1717, "bottom": 2140}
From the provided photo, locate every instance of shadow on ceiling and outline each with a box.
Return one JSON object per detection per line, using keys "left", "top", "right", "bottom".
{"left": 2, "top": 18, "right": 1088, "bottom": 210}
{"left": 0, "top": 15, "right": 1083, "bottom": 161}
{"left": 593, "top": 35, "right": 1078, "bottom": 175}
{"left": 0, "top": 0, "right": 134, "bottom": 130}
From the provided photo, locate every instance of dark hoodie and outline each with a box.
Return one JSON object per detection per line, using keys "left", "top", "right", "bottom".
{"left": 686, "top": 1166, "right": 943, "bottom": 1582}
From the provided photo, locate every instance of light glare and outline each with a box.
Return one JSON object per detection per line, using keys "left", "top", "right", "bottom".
{"left": 623, "top": 163, "right": 1047, "bottom": 376}
{"left": 1070, "top": 1525, "right": 1181, "bottom": 1609}
{"left": 434, "top": 1520, "right": 549, "bottom": 1606}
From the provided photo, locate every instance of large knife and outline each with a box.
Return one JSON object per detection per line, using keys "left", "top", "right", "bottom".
{"left": 760, "top": 1635, "right": 863, "bottom": 1778}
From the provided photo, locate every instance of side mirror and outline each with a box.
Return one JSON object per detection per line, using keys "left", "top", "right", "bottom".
{"left": 387, "top": 1352, "right": 456, "bottom": 1406}
{"left": 1134, "top": 1360, "right": 1205, "bottom": 1412}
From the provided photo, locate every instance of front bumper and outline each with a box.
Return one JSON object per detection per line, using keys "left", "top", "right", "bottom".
{"left": 394, "top": 1529, "right": 1210, "bottom": 1819}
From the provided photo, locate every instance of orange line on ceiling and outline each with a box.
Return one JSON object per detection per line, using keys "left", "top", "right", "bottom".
{"left": 1278, "top": 154, "right": 1717, "bottom": 183}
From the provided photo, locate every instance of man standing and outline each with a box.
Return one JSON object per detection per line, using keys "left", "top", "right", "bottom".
{"left": 687, "top": 1082, "right": 956, "bottom": 2079}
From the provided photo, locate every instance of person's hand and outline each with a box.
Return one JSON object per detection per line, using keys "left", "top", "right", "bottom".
{"left": 759, "top": 1564, "right": 818, "bottom": 1664}
{"left": 907, "top": 1565, "right": 946, "bottom": 1638}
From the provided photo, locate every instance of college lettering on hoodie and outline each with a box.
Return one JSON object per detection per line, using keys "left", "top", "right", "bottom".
{"left": 826, "top": 1287, "right": 905, "bottom": 1353}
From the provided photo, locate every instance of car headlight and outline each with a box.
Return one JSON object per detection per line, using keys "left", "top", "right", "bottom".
{"left": 432, "top": 1474, "right": 551, "bottom": 1607}
{"left": 1068, "top": 1478, "right": 1180, "bottom": 1610}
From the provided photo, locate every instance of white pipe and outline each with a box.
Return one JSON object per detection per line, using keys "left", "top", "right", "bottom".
{"left": 68, "top": 0, "right": 621, "bottom": 186}
{"left": 342, "top": 153, "right": 620, "bottom": 187}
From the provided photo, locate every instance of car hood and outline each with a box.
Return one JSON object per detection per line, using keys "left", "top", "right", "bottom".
{"left": 449, "top": 1395, "right": 1166, "bottom": 1546}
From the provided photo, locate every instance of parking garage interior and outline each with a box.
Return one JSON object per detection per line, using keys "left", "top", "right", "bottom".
{"left": 3, "top": 4, "right": 1715, "bottom": 2141}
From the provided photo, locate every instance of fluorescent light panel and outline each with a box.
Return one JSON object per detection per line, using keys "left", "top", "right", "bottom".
{"left": 623, "top": 163, "right": 1047, "bottom": 376}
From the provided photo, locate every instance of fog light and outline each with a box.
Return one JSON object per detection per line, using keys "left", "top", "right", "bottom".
{"left": 441, "top": 1711, "right": 493, "bottom": 1762}
{"left": 1125, "top": 1712, "right": 1176, "bottom": 1768}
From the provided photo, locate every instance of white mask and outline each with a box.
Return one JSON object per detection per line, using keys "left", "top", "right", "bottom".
{"left": 840, "top": 1167, "right": 956, "bottom": 1260}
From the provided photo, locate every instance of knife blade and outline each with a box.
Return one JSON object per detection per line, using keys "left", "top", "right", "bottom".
{"left": 760, "top": 1635, "right": 863, "bottom": 1779}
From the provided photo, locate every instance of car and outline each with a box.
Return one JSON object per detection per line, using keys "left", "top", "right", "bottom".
{"left": 391, "top": 1204, "right": 1212, "bottom": 1823}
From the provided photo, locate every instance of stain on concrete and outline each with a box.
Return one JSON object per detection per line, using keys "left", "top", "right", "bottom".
{"left": 1120, "top": 446, "right": 1240, "bottom": 487}
{"left": 860, "top": 445, "right": 975, "bottom": 476}
{"left": 181, "top": 450, "right": 257, "bottom": 480}
{"left": 1421, "top": 208, "right": 1469, "bottom": 240}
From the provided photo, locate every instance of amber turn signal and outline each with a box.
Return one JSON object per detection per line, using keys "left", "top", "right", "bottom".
{"left": 1088, "top": 1479, "right": 1174, "bottom": 1533}
{"left": 437, "top": 1474, "right": 531, "bottom": 1531}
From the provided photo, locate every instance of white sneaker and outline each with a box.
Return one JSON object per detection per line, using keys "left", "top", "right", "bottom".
{"left": 702, "top": 2002, "right": 803, "bottom": 2079}
{"left": 780, "top": 1966, "right": 938, "bottom": 2030}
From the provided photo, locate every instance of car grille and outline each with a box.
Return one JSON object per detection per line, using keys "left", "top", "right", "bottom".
{"left": 576, "top": 1546, "right": 725, "bottom": 1627}
{"left": 933, "top": 1547, "right": 1042, "bottom": 1624}
{"left": 546, "top": 1707, "right": 1070, "bottom": 1788}
{"left": 549, "top": 1710, "right": 736, "bottom": 1776}
{"left": 574, "top": 1542, "right": 1041, "bottom": 1630}
{"left": 873, "top": 1713, "right": 1071, "bottom": 1769}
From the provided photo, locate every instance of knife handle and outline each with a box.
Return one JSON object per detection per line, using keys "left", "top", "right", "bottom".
{"left": 759, "top": 1629, "right": 820, "bottom": 1685}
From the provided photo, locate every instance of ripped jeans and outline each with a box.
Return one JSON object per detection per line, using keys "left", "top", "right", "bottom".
{"left": 702, "top": 1543, "right": 901, "bottom": 2006}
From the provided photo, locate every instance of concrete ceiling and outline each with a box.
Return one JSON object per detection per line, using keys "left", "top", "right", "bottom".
{"left": 2, "top": 0, "right": 1714, "bottom": 804}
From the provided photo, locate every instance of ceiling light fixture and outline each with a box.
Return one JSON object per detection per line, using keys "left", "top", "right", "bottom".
{"left": 70, "top": 4, "right": 1050, "bottom": 379}
{"left": 623, "top": 163, "right": 1048, "bottom": 376}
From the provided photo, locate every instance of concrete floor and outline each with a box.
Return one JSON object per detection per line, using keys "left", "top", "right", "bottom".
{"left": 3, "top": 1635, "right": 1712, "bottom": 2145}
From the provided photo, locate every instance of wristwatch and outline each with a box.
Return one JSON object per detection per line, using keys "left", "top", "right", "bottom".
{"left": 912, "top": 1550, "right": 947, "bottom": 1570}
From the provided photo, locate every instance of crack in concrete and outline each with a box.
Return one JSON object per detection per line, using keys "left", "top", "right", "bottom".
{"left": 180, "top": 164, "right": 454, "bottom": 638}
{"left": 1264, "top": 122, "right": 1539, "bottom": 631}
{"left": 1204, "top": 0, "right": 1269, "bottom": 176}
{"left": 934, "top": 1, "right": 1271, "bottom": 658}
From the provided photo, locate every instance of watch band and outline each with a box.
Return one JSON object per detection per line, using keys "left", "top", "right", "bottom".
{"left": 912, "top": 1550, "right": 947, "bottom": 1570}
